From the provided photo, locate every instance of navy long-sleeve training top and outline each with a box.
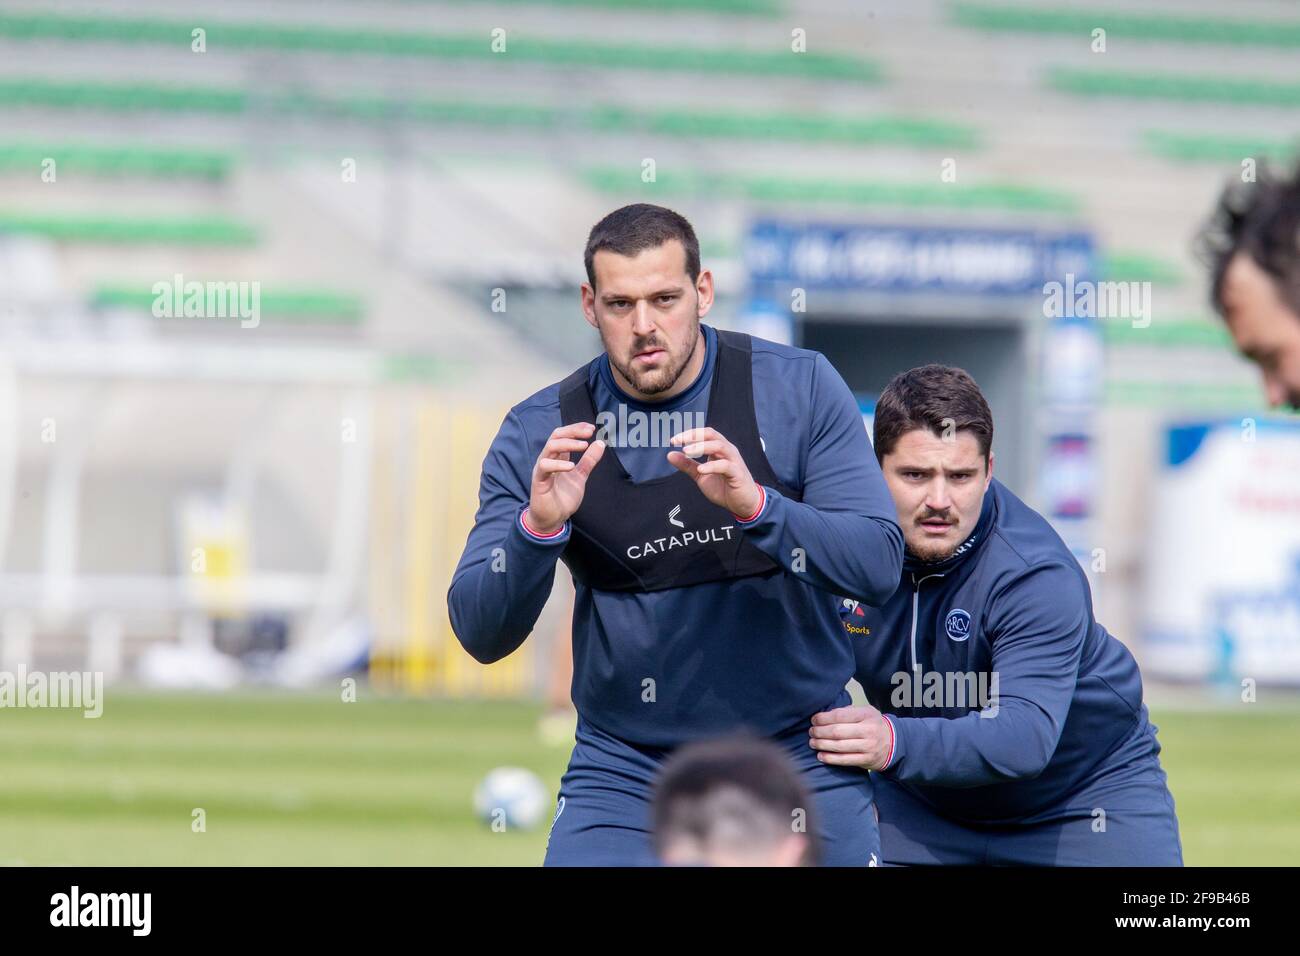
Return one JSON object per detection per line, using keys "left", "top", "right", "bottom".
{"left": 847, "top": 478, "right": 1162, "bottom": 823}
{"left": 449, "top": 324, "right": 904, "bottom": 748}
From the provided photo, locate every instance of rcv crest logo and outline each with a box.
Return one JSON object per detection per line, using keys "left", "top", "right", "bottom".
{"left": 945, "top": 608, "right": 972, "bottom": 642}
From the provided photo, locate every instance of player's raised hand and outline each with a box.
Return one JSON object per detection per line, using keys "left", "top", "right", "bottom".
{"left": 666, "top": 426, "right": 762, "bottom": 519}
{"left": 808, "top": 704, "right": 893, "bottom": 771}
{"left": 527, "top": 422, "right": 605, "bottom": 534}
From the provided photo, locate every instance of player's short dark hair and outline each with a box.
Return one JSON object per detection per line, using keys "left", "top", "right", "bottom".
{"left": 652, "top": 732, "right": 817, "bottom": 866}
{"left": 584, "top": 204, "right": 701, "bottom": 290}
{"left": 1195, "top": 159, "right": 1300, "bottom": 322}
{"left": 873, "top": 364, "right": 993, "bottom": 464}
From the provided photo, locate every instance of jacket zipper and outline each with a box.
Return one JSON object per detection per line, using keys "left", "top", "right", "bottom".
{"left": 910, "top": 572, "right": 945, "bottom": 676}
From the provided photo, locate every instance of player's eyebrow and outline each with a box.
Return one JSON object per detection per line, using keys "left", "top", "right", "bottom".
{"left": 601, "top": 286, "right": 684, "bottom": 303}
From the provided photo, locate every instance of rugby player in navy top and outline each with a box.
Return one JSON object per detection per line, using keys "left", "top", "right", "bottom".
{"left": 810, "top": 365, "right": 1183, "bottom": 865}
{"left": 448, "top": 205, "right": 903, "bottom": 865}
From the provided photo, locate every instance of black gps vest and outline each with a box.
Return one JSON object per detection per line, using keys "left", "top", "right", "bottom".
{"left": 557, "top": 330, "right": 802, "bottom": 593}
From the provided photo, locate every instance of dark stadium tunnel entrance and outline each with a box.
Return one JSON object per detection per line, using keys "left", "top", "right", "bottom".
{"left": 800, "top": 316, "right": 1032, "bottom": 496}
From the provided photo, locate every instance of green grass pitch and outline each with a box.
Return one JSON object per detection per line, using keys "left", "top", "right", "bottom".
{"left": 0, "top": 690, "right": 1295, "bottom": 865}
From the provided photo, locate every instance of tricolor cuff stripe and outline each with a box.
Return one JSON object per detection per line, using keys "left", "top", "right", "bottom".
{"left": 733, "top": 485, "right": 767, "bottom": 524}
{"left": 520, "top": 509, "right": 566, "bottom": 539}
{"left": 881, "top": 714, "right": 897, "bottom": 770}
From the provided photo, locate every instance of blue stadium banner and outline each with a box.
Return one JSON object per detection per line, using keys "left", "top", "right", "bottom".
{"left": 745, "top": 220, "right": 1095, "bottom": 294}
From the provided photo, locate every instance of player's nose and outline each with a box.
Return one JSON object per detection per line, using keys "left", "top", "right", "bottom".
{"left": 631, "top": 302, "right": 656, "bottom": 337}
{"left": 925, "top": 481, "right": 953, "bottom": 512}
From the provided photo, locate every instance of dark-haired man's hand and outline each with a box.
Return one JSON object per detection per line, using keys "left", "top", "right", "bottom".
{"left": 808, "top": 704, "right": 894, "bottom": 772}
{"left": 526, "top": 422, "right": 606, "bottom": 535}
{"left": 666, "top": 426, "right": 763, "bottom": 520}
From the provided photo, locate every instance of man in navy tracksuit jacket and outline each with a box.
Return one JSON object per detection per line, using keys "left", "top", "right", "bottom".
{"left": 810, "top": 365, "right": 1183, "bottom": 865}
{"left": 448, "top": 204, "right": 903, "bottom": 865}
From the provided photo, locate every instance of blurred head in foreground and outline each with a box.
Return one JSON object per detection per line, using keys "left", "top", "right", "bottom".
{"left": 652, "top": 733, "right": 816, "bottom": 867}
{"left": 581, "top": 203, "right": 714, "bottom": 402}
{"left": 1197, "top": 160, "right": 1300, "bottom": 409}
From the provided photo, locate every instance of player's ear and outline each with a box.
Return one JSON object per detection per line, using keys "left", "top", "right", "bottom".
{"left": 580, "top": 283, "right": 599, "bottom": 330}
{"left": 984, "top": 450, "right": 995, "bottom": 490}
{"left": 695, "top": 269, "right": 714, "bottom": 317}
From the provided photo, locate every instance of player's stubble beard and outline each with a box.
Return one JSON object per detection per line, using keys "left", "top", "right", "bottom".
{"left": 905, "top": 508, "right": 964, "bottom": 564}
{"left": 603, "top": 310, "right": 702, "bottom": 398}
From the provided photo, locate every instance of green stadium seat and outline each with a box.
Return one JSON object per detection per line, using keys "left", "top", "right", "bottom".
{"left": 625, "top": 110, "right": 977, "bottom": 147}
{"left": 1103, "top": 317, "right": 1232, "bottom": 349}
{"left": 1049, "top": 68, "right": 1300, "bottom": 107}
{"left": 952, "top": 3, "right": 1300, "bottom": 49}
{"left": 0, "top": 78, "right": 246, "bottom": 113}
{"left": 92, "top": 285, "right": 363, "bottom": 322}
{"left": 1105, "top": 380, "right": 1261, "bottom": 408}
{"left": 1143, "top": 131, "right": 1300, "bottom": 164}
{"left": 0, "top": 214, "right": 257, "bottom": 245}
{"left": 445, "top": 0, "right": 782, "bottom": 13}
{"left": 1, "top": 79, "right": 971, "bottom": 148}
{"left": 0, "top": 143, "right": 232, "bottom": 180}
{"left": 0, "top": 12, "right": 879, "bottom": 82}
{"left": 581, "top": 166, "right": 1078, "bottom": 213}
{"left": 1098, "top": 252, "right": 1184, "bottom": 286}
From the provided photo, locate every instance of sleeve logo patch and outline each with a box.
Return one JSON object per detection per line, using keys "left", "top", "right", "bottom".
{"left": 840, "top": 599, "right": 871, "bottom": 635}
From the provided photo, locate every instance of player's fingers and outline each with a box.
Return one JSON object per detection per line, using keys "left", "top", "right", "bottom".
{"left": 666, "top": 450, "right": 701, "bottom": 478}
{"left": 811, "top": 706, "right": 865, "bottom": 726}
{"left": 808, "top": 736, "right": 868, "bottom": 753}
{"left": 541, "top": 438, "right": 590, "bottom": 458}
{"left": 669, "top": 426, "right": 721, "bottom": 447}
{"left": 537, "top": 459, "right": 576, "bottom": 474}
{"left": 549, "top": 422, "right": 597, "bottom": 441}
{"left": 694, "top": 459, "right": 735, "bottom": 477}
{"left": 572, "top": 439, "right": 606, "bottom": 478}
{"left": 809, "top": 722, "right": 862, "bottom": 740}
{"left": 680, "top": 439, "right": 727, "bottom": 460}
{"left": 815, "top": 751, "right": 870, "bottom": 767}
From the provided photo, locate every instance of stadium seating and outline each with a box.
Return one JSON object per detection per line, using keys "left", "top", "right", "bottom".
{"left": 1143, "top": 131, "right": 1300, "bottom": 165}
{"left": 1, "top": 79, "right": 978, "bottom": 149}
{"left": 91, "top": 286, "right": 364, "bottom": 323}
{"left": 0, "top": 213, "right": 257, "bottom": 245}
{"left": 0, "top": 143, "right": 233, "bottom": 179}
{"left": 951, "top": 3, "right": 1300, "bottom": 48}
{"left": 1048, "top": 68, "right": 1300, "bottom": 107}
{"left": 0, "top": 11, "right": 880, "bottom": 81}
{"left": 581, "top": 167, "right": 1079, "bottom": 213}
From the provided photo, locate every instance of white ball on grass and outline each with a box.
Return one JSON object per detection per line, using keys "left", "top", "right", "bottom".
{"left": 473, "top": 767, "right": 548, "bottom": 831}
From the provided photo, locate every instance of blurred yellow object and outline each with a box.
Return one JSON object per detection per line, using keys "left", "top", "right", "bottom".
{"left": 368, "top": 393, "right": 532, "bottom": 698}
{"left": 177, "top": 495, "right": 249, "bottom": 619}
